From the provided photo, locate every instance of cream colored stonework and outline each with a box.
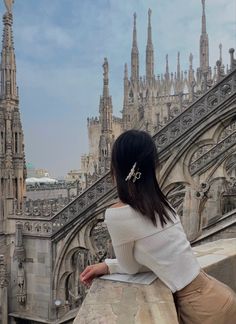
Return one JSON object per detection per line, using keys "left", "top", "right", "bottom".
{"left": 73, "top": 239, "right": 236, "bottom": 324}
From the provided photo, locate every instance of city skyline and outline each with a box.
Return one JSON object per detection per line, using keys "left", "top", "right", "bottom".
{"left": 0, "top": 0, "right": 235, "bottom": 177}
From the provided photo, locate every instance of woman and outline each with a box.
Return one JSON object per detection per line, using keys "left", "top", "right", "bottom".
{"left": 80, "top": 130, "right": 236, "bottom": 324}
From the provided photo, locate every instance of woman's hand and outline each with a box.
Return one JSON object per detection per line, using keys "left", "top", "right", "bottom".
{"left": 80, "top": 262, "right": 109, "bottom": 286}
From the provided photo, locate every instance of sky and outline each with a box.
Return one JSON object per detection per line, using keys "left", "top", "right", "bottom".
{"left": 0, "top": 0, "right": 235, "bottom": 178}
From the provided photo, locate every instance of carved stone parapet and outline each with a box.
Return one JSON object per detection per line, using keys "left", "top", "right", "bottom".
{"left": 154, "top": 71, "right": 235, "bottom": 150}
{"left": 189, "top": 131, "right": 236, "bottom": 175}
{"left": 17, "top": 220, "right": 52, "bottom": 236}
{"left": 51, "top": 174, "right": 114, "bottom": 233}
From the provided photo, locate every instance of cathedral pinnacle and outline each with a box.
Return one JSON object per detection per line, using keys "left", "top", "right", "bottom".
{"left": 189, "top": 53, "right": 193, "bottom": 67}
{"left": 133, "top": 13, "right": 137, "bottom": 47}
{"left": 131, "top": 12, "right": 139, "bottom": 81}
{"left": 201, "top": 0, "right": 206, "bottom": 34}
{"left": 146, "top": 8, "right": 154, "bottom": 82}
{"left": 177, "top": 52, "right": 181, "bottom": 80}
{"left": 165, "top": 54, "right": 169, "bottom": 80}
{"left": 219, "top": 43, "right": 222, "bottom": 63}
{"left": 102, "top": 57, "right": 109, "bottom": 97}
{"left": 147, "top": 9, "right": 152, "bottom": 45}
{"left": 0, "top": 0, "right": 17, "bottom": 100}
{"left": 4, "top": 0, "right": 14, "bottom": 14}
{"left": 99, "top": 58, "right": 112, "bottom": 134}
{"left": 199, "top": 0, "right": 209, "bottom": 73}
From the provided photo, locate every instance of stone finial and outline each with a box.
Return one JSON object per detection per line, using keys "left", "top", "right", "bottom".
{"left": 201, "top": 0, "right": 206, "bottom": 33}
{"left": 147, "top": 8, "right": 152, "bottom": 44}
{"left": 229, "top": 48, "right": 236, "bottom": 70}
{"left": 132, "top": 12, "right": 138, "bottom": 47}
{"left": 4, "top": 0, "right": 14, "bottom": 13}
{"left": 202, "top": 0, "right": 205, "bottom": 13}
{"left": 189, "top": 53, "right": 193, "bottom": 66}
{"left": 133, "top": 12, "right": 136, "bottom": 27}
{"left": 131, "top": 11, "right": 139, "bottom": 81}
{"left": 219, "top": 43, "right": 222, "bottom": 63}
{"left": 103, "top": 57, "right": 109, "bottom": 80}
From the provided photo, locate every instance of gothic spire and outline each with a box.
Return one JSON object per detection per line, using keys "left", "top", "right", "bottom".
{"left": 99, "top": 58, "right": 113, "bottom": 133}
{"left": 98, "top": 58, "right": 113, "bottom": 174}
{"left": 201, "top": 0, "right": 206, "bottom": 34}
{"left": 123, "top": 63, "right": 129, "bottom": 103}
{"left": 102, "top": 57, "right": 109, "bottom": 97}
{"left": 131, "top": 13, "right": 139, "bottom": 81}
{"left": 146, "top": 9, "right": 154, "bottom": 82}
{"left": 219, "top": 43, "right": 222, "bottom": 63}
{"left": 188, "top": 53, "right": 194, "bottom": 82}
{"left": 177, "top": 52, "right": 181, "bottom": 80}
{"left": 0, "top": 5, "right": 17, "bottom": 100}
{"left": 199, "top": 0, "right": 209, "bottom": 72}
{"left": 165, "top": 54, "right": 169, "bottom": 80}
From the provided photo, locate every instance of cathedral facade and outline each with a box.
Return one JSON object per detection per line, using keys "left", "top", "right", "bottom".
{"left": 83, "top": 0, "right": 226, "bottom": 179}
{"left": 0, "top": 1, "right": 235, "bottom": 323}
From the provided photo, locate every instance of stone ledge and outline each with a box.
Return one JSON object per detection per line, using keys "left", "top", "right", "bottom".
{"left": 74, "top": 238, "right": 236, "bottom": 324}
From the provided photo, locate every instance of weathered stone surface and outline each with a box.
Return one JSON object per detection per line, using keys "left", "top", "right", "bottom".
{"left": 74, "top": 239, "right": 236, "bottom": 324}
{"left": 73, "top": 279, "right": 178, "bottom": 324}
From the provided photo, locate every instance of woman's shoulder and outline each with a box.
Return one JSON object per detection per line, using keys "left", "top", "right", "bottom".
{"left": 104, "top": 203, "right": 135, "bottom": 224}
{"left": 109, "top": 202, "right": 128, "bottom": 209}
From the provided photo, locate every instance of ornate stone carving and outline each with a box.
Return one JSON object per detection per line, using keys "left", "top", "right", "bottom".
{"left": 0, "top": 255, "right": 8, "bottom": 288}
{"left": 218, "top": 120, "right": 236, "bottom": 142}
{"left": 90, "top": 220, "right": 114, "bottom": 260}
{"left": 13, "top": 222, "right": 25, "bottom": 262}
{"left": 12, "top": 223, "right": 27, "bottom": 304}
{"left": 16, "top": 261, "right": 26, "bottom": 304}
{"left": 4, "top": 0, "right": 14, "bottom": 13}
{"left": 189, "top": 131, "right": 236, "bottom": 175}
{"left": 65, "top": 248, "right": 92, "bottom": 309}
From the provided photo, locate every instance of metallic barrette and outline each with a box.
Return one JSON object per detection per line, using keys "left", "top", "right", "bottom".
{"left": 125, "top": 162, "right": 142, "bottom": 183}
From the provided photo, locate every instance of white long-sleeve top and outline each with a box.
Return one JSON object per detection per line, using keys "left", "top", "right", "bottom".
{"left": 104, "top": 205, "right": 201, "bottom": 293}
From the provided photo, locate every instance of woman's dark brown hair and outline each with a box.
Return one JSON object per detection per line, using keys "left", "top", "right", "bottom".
{"left": 111, "top": 129, "right": 174, "bottom": 227}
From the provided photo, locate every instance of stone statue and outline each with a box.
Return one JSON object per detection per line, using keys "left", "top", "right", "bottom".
{"left": 103, "top": 58, "right": 108, "bottom": 79}
{"left": 17, "top": 261, "right": 26, "bottom": 304}
{"left": 4, "top": 0, "right": 14, "bottom": 13}
{"left": 13, "top": 223, "right": 27, "bottom": 304}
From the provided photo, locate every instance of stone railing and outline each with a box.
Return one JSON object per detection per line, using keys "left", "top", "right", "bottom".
{"left": 153, "top": 68, "right": 236, "bottom": 152}
{"left": 73, "top": 238, "right": 236, "bottom": 324}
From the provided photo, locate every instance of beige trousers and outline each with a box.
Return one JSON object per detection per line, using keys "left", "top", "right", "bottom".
{"left": 174, "top": 270, "right": 236, "bottom": 324}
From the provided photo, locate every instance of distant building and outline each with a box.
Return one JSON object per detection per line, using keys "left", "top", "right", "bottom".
{"left": 26, "top": 162, "right": 50, "bottom": 179}
{"left": 66, "top": 169, "right": 87, "bottom": 190}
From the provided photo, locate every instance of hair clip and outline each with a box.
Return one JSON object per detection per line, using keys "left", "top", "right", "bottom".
{"left": 125, "top": 162, "right": 142, "bottom": 183}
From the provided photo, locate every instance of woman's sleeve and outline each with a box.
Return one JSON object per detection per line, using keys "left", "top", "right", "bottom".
{"left": 104, "top": 240, "right": 150, "bottom": 274}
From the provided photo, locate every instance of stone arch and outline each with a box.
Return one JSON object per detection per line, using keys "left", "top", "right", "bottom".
{"left": 159, "top": 106, "right": 236, "bottom": 188}
{"left": 217, "top": 116, "right": 236, "bottom": 142}
{"left": 52, "top": 203, "right": 113, "bottom": 305}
